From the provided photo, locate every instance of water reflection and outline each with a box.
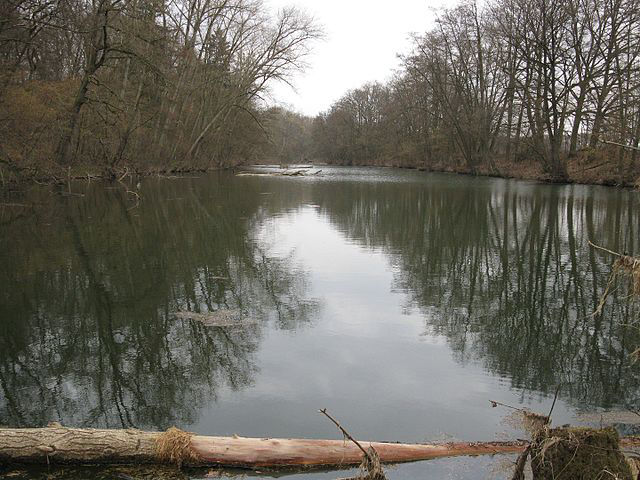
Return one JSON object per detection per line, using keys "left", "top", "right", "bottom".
{"left": 0, "top": 176, "right": 318, "bottom": 429}
{"left": 0, "top": 168, "right": 639, "bottom": 438}
{"left": 311, "top": 176, "right": 640, "bottom": 409}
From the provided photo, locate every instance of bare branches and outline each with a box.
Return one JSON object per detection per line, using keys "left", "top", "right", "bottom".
{"left": 589, "top": 240, "right": 640, "bottom": 316}
{"left": 601, "top": 140, "right": 640, "bottom": 152}
{"left": 319, "top": 409, "right": 387, "bottom": 480}
{"left": 589, "top": 240, "right": 625, "bottom": 258}
{"left": 319, "top": 408, "right": 369, "bottom": 457}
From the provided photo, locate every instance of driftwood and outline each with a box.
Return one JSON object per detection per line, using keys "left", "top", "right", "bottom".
{"left": 236, "top": 169, "right": 322, "bottom": 177}
{"left": 1, "top": 426, "right": 639, "bottom": 470}
{"left": 173, "top": 310, "right": 256, "bottom": 327}
{"left": 0, "top": 426, "right": 528, "bottom": 469}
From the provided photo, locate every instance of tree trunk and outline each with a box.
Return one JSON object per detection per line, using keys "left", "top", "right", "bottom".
{"left": 0, "top": 427, "right": 159, "bottom": 465}
{"left": 54, "top": 73, "right": 92, "bottom": 165}
{"left": 2, "top": 426, "right": 640, "bottom": 470}
{"left": 0, "top": 426, "right": 533, "bottom": 468}
{"left": 569, "top": 86, "right": 586, "bottom": 155}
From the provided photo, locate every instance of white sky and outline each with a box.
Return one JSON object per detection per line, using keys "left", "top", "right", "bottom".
{"left": 265, "top": 0, "right": 454, "bottom": 116}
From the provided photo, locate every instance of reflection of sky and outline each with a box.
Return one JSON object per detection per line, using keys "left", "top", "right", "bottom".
{"left": 195, "top": 206, "right": 577, "bottom": 479}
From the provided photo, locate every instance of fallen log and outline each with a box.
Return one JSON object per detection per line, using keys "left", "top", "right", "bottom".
{"left": 236, "top": 169, "right": 322, "bottom": 177}
{"left": 0, "top": 427, "right": 638, "bottom": 470}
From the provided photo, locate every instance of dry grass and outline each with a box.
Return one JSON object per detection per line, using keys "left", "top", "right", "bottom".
{"left": 155, "top": 427, "right": 200, "bottom": 468}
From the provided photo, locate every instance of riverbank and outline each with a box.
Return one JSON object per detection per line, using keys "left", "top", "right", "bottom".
{"left": 243, "top": 148, "right": 640, "bottom": 189}
{"left": 2, "top": 150, "right": 639, "bottom": 190}
{"left": 262, "top": 153, "right": 640, "bottom": 189}
{"left": 359, "top": 149, "right": 639, "bottom": 188}
{"left": 411, "top": 154, "right": 640, "bottom": 188}
{"left": 0, "top": 164, "right": 219, "bottom": 189}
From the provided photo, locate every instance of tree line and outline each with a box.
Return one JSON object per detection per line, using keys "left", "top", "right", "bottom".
{"left": 4, "top": 0, "right": 639, "bottom": 184}
{"left": 311, "top": 0, "right": 640, "bottom": 182}
{"left": 0, "top": 0, "right": 320, "bottom": 180}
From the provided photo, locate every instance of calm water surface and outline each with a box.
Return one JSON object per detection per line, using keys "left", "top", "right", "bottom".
{"left": 1, "top": 166, "right": 639, "bottom": 479}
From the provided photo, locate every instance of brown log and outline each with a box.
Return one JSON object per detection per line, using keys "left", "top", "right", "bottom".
{"left": 1, "top": 427, "right": 639, "bottom": 469}
{"left": 189, "top": 436, "right": 530, "bottom": 468}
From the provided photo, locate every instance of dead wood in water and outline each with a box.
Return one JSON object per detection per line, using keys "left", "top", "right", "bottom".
{"left": 236, "top": 168, "right": 322, "bottom": 177}
{"left": 2, "top": 426, "right": 639, "bottom": 471}
{"left": 319, "top": 408, "right": 387, "bottom": 480}
{"left": 589, "top": 241, "right": 640, "bottom": 317}
{"left": 510, "top": 444, "right": 531, "bottom": 480}
{"left": 173, "top": 309, "right": 257, "bottom": 327}
{"left": 0, "top": 426, "right": 534, "bottom": 469}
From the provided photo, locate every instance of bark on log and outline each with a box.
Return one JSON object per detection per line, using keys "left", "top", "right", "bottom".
{"left": 0, "top": 427, "right": 639, "bottom": 469}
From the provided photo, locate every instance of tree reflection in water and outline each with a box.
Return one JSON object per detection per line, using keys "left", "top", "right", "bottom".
{"left": 1, "top": 170, "right": 638, "bottom": 433}
{"left": 313, "top": 177, "right": 640, "bottom": 409}
{"left": 0, "top": 175, "right": 318, "bottom": 429}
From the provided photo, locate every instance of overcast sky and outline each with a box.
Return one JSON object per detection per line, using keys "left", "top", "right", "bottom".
{"left": 264, "top": 1, "right": 453, "bottom": 117}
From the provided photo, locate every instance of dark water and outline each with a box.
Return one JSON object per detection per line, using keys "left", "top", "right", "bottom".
{"left": 1, "top": 166, "right": 639, "bottom": 479}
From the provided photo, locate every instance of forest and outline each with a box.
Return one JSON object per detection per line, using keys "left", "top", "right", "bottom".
{"left": 1, "top": 0, "right": 640, "bottom": 186}
{"left": 0, "top": 0, "right": 320, "bottom": 181}
{"left": 309, "top": 0, "right": 640, "bottom": 185}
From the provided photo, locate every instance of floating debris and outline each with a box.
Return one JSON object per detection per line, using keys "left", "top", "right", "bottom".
{"left": 173, "top": 310, "right": 256, "bottom": 327}
{"left": 236, "top": 169, "right": 322, "bottom": 177}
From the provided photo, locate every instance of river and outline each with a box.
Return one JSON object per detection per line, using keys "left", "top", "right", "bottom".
{"left": 1, "top": 166, "right": 639, "bottom": 479}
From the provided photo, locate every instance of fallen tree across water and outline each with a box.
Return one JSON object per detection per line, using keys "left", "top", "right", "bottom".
{"left": 1, "top": 426, "right": 638, "bottom": 470}
{"left": 0, "top": 426, "right": 528, "bottom": 468}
